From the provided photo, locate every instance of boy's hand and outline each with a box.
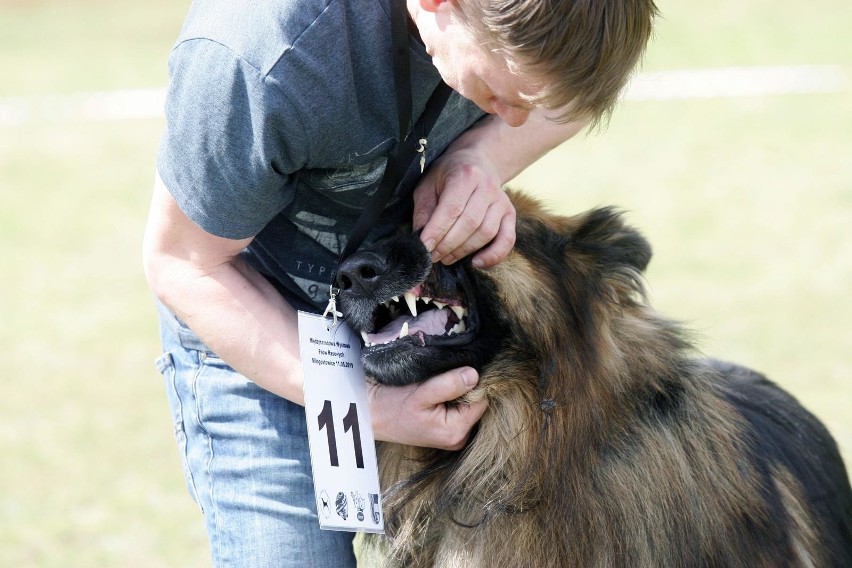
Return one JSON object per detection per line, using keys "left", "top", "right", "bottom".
{"left": 413, "top": 147, "right": 516, "bottom": 269}
{"left": 369, "top": 367, "right": 487, "bottom": 450}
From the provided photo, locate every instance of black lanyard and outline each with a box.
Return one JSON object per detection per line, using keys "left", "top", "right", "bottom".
{"left": 326, "top": 2, "right": 452, "bottom": 313}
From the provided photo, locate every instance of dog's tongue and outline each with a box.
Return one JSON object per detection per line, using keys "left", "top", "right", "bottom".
{"left": 367, "top": 309, "right": 450, "bottom": 345}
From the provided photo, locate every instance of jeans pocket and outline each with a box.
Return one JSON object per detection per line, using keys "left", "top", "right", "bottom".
{"left": 197, "top": 350, "right": 231, "bottom": 369}
{"left": 155, "top": 352, "right": 204, "bottom": 513}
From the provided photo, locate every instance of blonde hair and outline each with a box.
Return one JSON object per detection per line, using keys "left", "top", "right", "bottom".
{"left": 455, "top": 0, "right": 659, "bottom": 126}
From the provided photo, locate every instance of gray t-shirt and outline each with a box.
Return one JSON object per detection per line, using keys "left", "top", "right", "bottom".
{"left": 157, "top": 0, "right": 485, "bottom": 312}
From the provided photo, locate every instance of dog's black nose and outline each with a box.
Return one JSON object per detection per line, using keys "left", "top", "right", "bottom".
{"left": 336, "top": 251, "right": 387, "bottom": 296}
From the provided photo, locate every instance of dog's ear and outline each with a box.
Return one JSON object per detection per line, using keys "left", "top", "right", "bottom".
{"left": 571, "top": 207, "right": 653, "bottom": 273}
{"left": 504, "top": 190, "right": 652, "bottom": 272}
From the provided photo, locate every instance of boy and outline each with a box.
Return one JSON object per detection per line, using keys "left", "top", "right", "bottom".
{"left": 143, "top": 0, "right": 657, "bottom": 565}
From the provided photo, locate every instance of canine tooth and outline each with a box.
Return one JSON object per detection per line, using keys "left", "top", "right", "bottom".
{"left": 404, "top": 292, "right": 418, "bottom": 316}
{"left": 457, "top": 320, "right": 466, "bottom": 333}
{"left": 433, "top": 301, "right": 446, "bottom": 310}
{"left": 450, "top": 322, "right": 466, "bottom": 335}
{"left": 450, "top": 305, "right": 466, "bottom": 319}
{"left": 360, "top": 331, "right": 369, "bottom": 344}
{"left": 399, "top": 321, "right": 409, "bottom": 339}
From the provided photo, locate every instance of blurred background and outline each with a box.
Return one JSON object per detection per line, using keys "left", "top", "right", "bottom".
{"left": 1, "top": 0, "right": 849, "bottom": 565}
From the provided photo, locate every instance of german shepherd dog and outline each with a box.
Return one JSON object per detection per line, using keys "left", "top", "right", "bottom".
{"left": 336, "top": 191, "right": 852, "bottom": 568}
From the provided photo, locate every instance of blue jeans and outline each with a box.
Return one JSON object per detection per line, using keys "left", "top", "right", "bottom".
{"left": 155, "top": 303, "right": 356, "bottom": 567}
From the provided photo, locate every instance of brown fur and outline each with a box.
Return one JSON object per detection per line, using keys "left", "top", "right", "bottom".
{"left": 347, "top": 192, "right": 852, "bottom": 567}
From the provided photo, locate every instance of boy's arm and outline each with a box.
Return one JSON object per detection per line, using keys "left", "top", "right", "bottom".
{"left": 143, "top": 173, "right": 486, "bottom": 450}
{"left": 143, "top": 172, "right": 306, "bottom": 401}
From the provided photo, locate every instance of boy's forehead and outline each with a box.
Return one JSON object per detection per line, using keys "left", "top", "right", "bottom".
{"left": 498, "top": 54, "right": 575, "bottom": 115}
{"left": 485, "top": 48, "right": 549, "bottom": 101}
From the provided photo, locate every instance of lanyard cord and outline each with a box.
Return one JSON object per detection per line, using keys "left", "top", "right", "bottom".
{"left": 334, "top": 83, "right": 451, "bottom": 265}
{"left": 391, "top": 0, "right": 413, "bottom": 142}
{"left": 326, "top": 2, "right": 452, "bottom": 316}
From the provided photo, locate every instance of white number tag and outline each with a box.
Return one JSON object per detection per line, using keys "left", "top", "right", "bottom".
{"left": 298, "top": 311, "right": 384, "bottom": 533}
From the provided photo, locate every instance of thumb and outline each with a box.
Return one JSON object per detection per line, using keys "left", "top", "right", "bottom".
{"left": 416, "top": 367, "right": 479, "bottom": 406}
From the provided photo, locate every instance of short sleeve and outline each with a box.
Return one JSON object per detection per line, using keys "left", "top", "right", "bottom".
{"left": 156, "top": 38, "right": 307, "bottom": 239}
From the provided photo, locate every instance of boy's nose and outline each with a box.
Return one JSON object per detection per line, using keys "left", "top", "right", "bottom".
{"left": 492, "top": 101, "right": 531, "bottom": 127}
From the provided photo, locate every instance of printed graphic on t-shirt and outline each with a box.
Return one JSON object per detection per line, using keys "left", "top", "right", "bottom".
{"left": 293, "top": 211, "right": 348, "bottom": 257}
{"left": 290, "top": 268, "right": 333, "bottom": 304}
{"left": 301, "top": 155, "right": 388, "bottom": 209}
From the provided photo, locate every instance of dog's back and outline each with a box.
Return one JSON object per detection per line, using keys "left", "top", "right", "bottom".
{"left": 715, "top": 361, "right": 852, "bottom": 567}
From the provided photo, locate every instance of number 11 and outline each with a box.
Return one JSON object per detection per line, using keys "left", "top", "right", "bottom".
{"left": 317, "top": 400, "right": 365, "bottom": 469}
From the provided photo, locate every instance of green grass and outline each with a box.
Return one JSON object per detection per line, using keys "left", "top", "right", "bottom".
{"left": 0, "top": 118, "right": 210, "bottom": 565}
{"left": 0, "top": 0, "right": 186, "bottom": 96}
{"left": 645, "top": 0, "right": 852, "bottom": 68}
{"left": 1, "top": 0, "right": 850, "bottom": 565}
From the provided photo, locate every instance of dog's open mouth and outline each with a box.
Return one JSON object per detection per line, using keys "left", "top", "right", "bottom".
{"left": 344, "top": 258, "right": 477, "bottom": 352}
{"left": 335, "top": 235, "right": 494, "bottom": 384}
{"left": 361, "top": 284, "right": 470, "bottom": 347}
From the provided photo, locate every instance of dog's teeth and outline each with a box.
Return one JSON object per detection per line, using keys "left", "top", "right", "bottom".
{"left": 391, "top": 295, "right": 399, "bottom": 303}
{"left": 421, "top": 297, "right": 431, "bottom": 304}
{"left": 404, "top": 292, "right": 418, "bottom": 316}
{"left": 450, "top": 305, "right": 467, "bottom": 319}
{"left": 360, "top": 331, "right": 369, "bottom": 344}
{"left": 399, "top": 321, "right": 409, "bottom": 339}
{"left": 450, "top": 321, "right": 466, "bottom": 335}
{"left": 433, "top": 301, "right": 446, "bottom": 310}
{"left": 457, "top": 320, "right": 466, "bottom": 333}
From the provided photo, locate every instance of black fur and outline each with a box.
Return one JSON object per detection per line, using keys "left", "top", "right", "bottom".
{"left": 336, "top": 235, "right": 507, "bottom": 386}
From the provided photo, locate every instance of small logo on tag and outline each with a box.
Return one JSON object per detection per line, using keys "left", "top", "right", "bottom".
{"left": 335, "top": 492, "right": 349, "bottom": 520}
{"left": 352, "top": 491, "right": 366, "bottom": 522}
{"left": 319, "top": 490, "right": 331, "bottom": 519}
{"left": 370, "top": 493, "right": 381, "bottom": 525}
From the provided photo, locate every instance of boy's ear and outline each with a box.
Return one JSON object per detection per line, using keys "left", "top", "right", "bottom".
{"left": 419, "top": 0, "right": 450, "bottom": 13}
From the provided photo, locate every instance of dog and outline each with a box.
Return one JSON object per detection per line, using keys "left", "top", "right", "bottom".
{"left": 336, "top": 191, "right": 852, "bottom": 567}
